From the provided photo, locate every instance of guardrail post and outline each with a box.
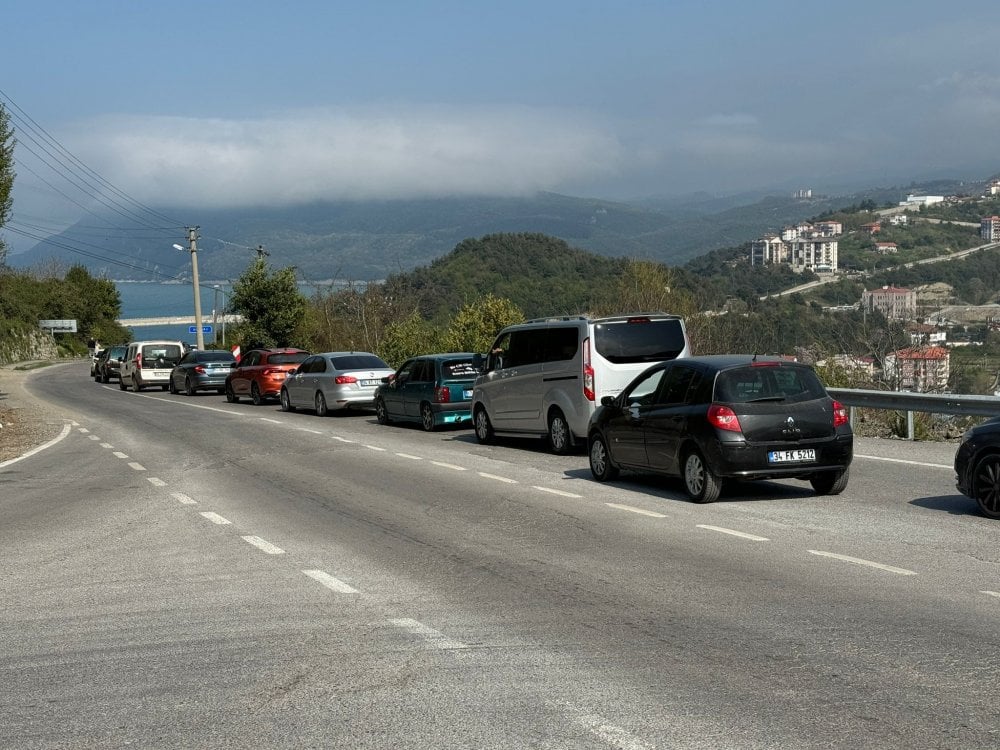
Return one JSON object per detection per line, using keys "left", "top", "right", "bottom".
{"left": 907, "top": 410, "right": 914, "bottom": 441}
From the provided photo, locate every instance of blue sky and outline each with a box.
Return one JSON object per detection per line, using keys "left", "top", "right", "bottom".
{"left": 5, "top": 1, "right": 1000, "bottom": 253}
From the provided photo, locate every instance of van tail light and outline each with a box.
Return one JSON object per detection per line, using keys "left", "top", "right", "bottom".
{"left": 832, "top": 400, "right": 849, "bottom": 428}
{"left": 335, "top": 375, "right": 357, "bottom": 384}
{"left": 583, "top": 336, "right": 595, "bottom": 401}
{"left": 434, "top": 386, "right": 450, "bottom": 403}
{"left": 135, "top": 354, "right": 142, "bottom": 370}
{"left": 708, "top": 404, "right": 742, "bottom": 432}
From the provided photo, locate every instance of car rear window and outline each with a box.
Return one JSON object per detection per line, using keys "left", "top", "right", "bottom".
{"left": 594, "top": 319, "right": 687, "bottom": 364}
{"left": 199, "top": 351, "right": 236, "bottom": 362}
{"left": 330, "top": 355, "right": 389, "bottom": 370}
{"left": 268, "top": 352, "right": 310, "bottom": 365}
{"left": 141, "top": 344, "right": 182, "bottom": 366}
{"left": 715, "top": 365, "right": 826, "bottom": 404}
{"left": 442, "top": 360, "right": 477, "bottom": 378}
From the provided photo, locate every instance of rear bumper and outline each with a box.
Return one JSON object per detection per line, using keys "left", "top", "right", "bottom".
{"left": 710, "top": 436, "right": 853, "bottom": 479}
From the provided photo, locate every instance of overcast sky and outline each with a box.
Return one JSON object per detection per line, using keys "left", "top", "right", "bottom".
{"left": 5, "top": 1, "right": 1000, "bottom": 254}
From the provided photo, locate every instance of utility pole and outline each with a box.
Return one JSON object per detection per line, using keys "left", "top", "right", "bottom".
{"left": 255, "top": 244, "right": 269, "bottom": 259}
{"left": 180, "top": 227, "right": 205, "bottom": 350}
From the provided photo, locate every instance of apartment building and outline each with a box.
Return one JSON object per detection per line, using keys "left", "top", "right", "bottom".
{"left": 981, "top": 216, "right": 1000, "bottom": 242}
{"left": 751, "top": 222, "right": 839, "bottom": 271}
{"left": 882, "top": 346, "right": 950, "bottom": 392}
{"left": 862, "top": 286, "right": 917, "bottom": 320}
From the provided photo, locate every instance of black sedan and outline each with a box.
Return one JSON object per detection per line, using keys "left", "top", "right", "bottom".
{"left": 169, "top": 349, "right": 236, "bottom": 396}
{"left": 587, "top": 355, "right": 853, "bottom": 503}
{"left": 954, "top": 416, "right": 1000, "bottom": 519}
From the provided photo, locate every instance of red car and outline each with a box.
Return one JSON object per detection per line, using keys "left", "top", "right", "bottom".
{"left": 224, "top": 348, "right": 310, "bottom": 405}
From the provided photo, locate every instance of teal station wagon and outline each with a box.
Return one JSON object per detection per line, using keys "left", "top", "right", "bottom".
{"left": 375, "top": 353, "right": 480, "bottom": 431}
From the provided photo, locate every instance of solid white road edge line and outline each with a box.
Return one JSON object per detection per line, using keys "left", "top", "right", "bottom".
{"left": 303, "top": 569, "right": 359, "bottom": 594}
{"left": 605, "top": 503, "right": 667, "bottom": 518}
{"left": 808, "top": 549, "right": 916, "bottom": 575}
{"left": 696, "top": 524, "right": 770, "bottom": 541}
{"left": 242, "top": 535, "right": 285, "bottom": 555}
{"left": 389, "top": 618, "right": 468, "bottom": 650}
{"left": 0, "top": 422, "right": 71, "bottom": 468}
{"left": 855, "top": 454, "right": 951, "bottom": 470}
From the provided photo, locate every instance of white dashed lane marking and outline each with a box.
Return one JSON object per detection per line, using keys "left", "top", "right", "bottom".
{"left": 200, "top": 512, "right": 231, "bottom": 525}
{"left": 395, "top": 453, "right": 422, "bottom": 460}
{"left": 303, "top": 569, "right": 359, "bottom": 594}
{"left": 431, "top": 461, "right": 467, "bottom": 471}
{"left": 171, "top": 492, "right": 197, "bottom": 505}
{"left": 147, "top": 477, "right": 167, "bottom": 487}
{"left": 534, "top": 486, "right": 582, "bottom": 498}
{"left": 605, "top": 503, "right": 667, "bottom": 518}
{"left": 365, "top": 445, "right": 386, "bottom": 452}
{"left": 808, "top": 549, "right": 916, "bottom": 576}
{"left": 242, "top": 536, "right": 285, "bottom": 555}
{"left": 128, "top": 462, "right": 145, "bottom": 471}
{"left": 697, "top": 524, "right": 770, "bottom": 542}
{"left": 982, "top": 591, "right": 1000, "bottom": 600}
{"left": 113, "top": 451, "right": 129, "bottom": 459}
{"left": 390, "top": 618, "right": 468, "bottom": 650}
{"left": 479, "top": 472, "right": 517, "bottom": 484}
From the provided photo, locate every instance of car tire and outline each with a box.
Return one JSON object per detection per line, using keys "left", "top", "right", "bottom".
{"left": 588, "top": 433, "right": 619, "bottom": 481}
{"left": 280, "top": 388, "right": 294, "bottom": 412}
{"left": 169, "top": 377, "right": 179, "bottom": 395}
{"left": 184, "top": 376, "right": 195, "bottom": 396}
{"left": 375, "top": 396, "right": 391, "bottom": 425}
{"left": 251, "top": 382, "right": 264, "bottom": 406}
{"left": 971, "top": 454, "right": 1000, "bottom": 519}
{"left": 225, "top": 383, "right": 239, "bottom": 403}
{"left": 131, "top": 375, "right": 142, "bottom": 393}
{"left": 119, "top": 378, "right": 128, "bottom": 391}
{"left": 810, "top": 467, "right": 850, "bottom": 496}
{"left": 682, "top": 449, "right": 721, "bottom": 504}
{"left": 315, "top": 391, "right": 328, "bottom": 417}
{"left": 474, "top": 406, "right": 494, "bottom": 444}
{"left": 420, "top": 402, "right": 436, "bottom": 432}
{"left": 547, "top": 409, "right": 572, "bottom": 454}
{"left": 101, "top": 370, "right": 110, "bottom": 384}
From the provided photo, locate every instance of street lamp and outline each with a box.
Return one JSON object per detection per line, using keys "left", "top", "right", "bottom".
{"left": 174, "top": 227, "right": 205, "bottom": 350}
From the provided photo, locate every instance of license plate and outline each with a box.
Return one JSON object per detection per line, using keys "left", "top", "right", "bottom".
{"left": 768, "top": 449, "right": 815, "bottom": 463}
{"left": 361, "top": 379, "right": 380, "bottom": 386}
{"left": 463, "top": 389, "right": 473, "bottom": 399}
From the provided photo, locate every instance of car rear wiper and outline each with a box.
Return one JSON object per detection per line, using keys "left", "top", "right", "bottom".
{"left": 745, "top": 396, "right": 786, "bottom": 403}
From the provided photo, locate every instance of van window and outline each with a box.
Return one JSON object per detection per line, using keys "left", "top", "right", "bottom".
{"left": 141, "top": 344, "right": 182, "bottom": 367}
{"left": 594, "top": 319, "right": 686, "bottom": 364}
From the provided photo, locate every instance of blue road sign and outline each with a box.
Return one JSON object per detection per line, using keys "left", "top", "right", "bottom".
{"left": 188, "top": 325, "right": 213, "bottom": 334}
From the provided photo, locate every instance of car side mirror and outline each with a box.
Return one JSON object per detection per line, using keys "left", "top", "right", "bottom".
{"left": 601, "top": 395, "right": 615, "bottom": 407}
{"left": 472, "top": 353, "right": 484, "bottom": 372}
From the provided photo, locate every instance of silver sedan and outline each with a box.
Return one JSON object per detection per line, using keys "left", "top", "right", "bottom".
{"left": 280, "top": 351, "right": 394, "bottom": 416}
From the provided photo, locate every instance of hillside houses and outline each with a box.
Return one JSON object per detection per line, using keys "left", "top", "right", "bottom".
{"left": 750, "top": 221, "right": 840, "bottom": 272}
{"left": 883, "top": 346, "right": 950, "bottom": 392}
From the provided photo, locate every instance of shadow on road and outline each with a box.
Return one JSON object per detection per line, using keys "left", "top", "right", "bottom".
{"left": 910, "top": 494, "right": 981, "bottom": 517}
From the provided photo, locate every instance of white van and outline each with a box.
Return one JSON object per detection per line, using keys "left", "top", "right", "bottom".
{"left": 471, "top": 313, "right": 690, "bottom": 453}
{"left": 119, "top": 340, "right": 186, "bottom": 392}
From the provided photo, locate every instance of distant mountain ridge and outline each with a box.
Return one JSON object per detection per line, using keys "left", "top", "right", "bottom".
{"left": 12, "top": 179, "right": 988, "bottom": 281}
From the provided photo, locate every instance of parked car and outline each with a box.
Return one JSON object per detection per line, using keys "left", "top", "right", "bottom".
{"left": 954, "top": 416, "right": 1000, "bottom": 519}
{"left": 472, "top": 313, "right": 690, "bottom": 454}
{"left": 119, "top": 340, "right": 186, "bottom": 392}
{"left": 587, "top": 355, "right": 853, "bottom": 503}
{"left": 375, "top": 353, "right": 479, "bottom": 431}
{"left": 94, "top": 344, "right": 128, "bottom": 383}
{"left": 280, "top": 352, "right": 393, "bottom": 415}
{"left": 89, "top": 348, "right": 104, "bottom": 378}
{"left": 225, "top": 348, "right": 310, "bottom": 404}
{"left": 169, "top": 349, "right": 237, "bottom": 395}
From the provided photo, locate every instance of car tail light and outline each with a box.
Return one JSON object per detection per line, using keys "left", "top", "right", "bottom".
{"left": 583, "top": 336, "right": 595, "bottom": 401}
{"left": 434, "top": 386, "right": 450, "bottom": 403}
{"left": 335, "top": 375, "right": 357, "bottom": 384}
{"left": 194, "top": 365, "right": 206, "bottom": 375}
{"left": 708, "top": 404, "right": 742, "bottom": 432}
{"left": 135, "top": 354, "right": 142, "bottom": 370}
{"left": 832, "top": 400, "right": 849, "bottom": 427}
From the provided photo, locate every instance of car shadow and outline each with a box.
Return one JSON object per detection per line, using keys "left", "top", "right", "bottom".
{"left": 909, "top": 494, "right": 982, "bottom": 516}
{"left": 561, "top": 467, "right": 815, "bottom": 505}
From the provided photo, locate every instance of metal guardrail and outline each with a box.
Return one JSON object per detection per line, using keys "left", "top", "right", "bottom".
{"left": 828, "top": 388, "right": 1000, "bottom": 440}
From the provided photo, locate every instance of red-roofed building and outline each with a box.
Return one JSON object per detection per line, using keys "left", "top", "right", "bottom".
{"left": 883, "top": 346, "right": 950, "bottom": 392}
{"left": 873, "top": 242, "right": 898, "bottom": 254}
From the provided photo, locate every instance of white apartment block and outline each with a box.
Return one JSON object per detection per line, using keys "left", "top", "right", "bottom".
{"left": 899, "top": 194, "right": 944, "bottom": 208}
{"left": 981, "top": 216, "right": 1000, "bottom": 242}
{"left": 751, "top": 222, "right": 840, "bottom": 271}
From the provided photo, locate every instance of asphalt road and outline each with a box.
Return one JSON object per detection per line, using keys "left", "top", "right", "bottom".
{"left": 2, "top": 364, "right": 998, "bottom": 749}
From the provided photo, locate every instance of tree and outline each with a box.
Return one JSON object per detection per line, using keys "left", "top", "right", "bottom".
{"left": 379, "top": 310, "right": 446, "bottom": 366}
{"left": 442, "top": 294, "right": 524, "bottom": 353}
{"left": 229, "top": 258, "right": 307, "bottom": 348}
{"left": 592, "top": 259, "right": 697, "bottom": 318}
{"left": 0, "top": 104, "right": 15, "bottom": 266}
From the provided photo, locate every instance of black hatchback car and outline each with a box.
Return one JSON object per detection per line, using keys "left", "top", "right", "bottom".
{"left": 587, "top": 355, "right": 853, "bottom": 503}
{"left": 954, "top": 416, "right": 1000, "bottom": 519}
